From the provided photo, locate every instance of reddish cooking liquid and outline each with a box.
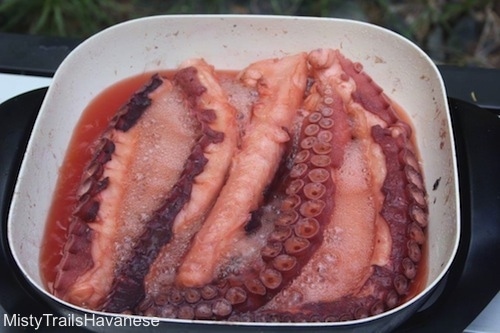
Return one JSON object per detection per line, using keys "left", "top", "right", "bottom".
{"left": 40, "top": 72, "right": 155, "bottom": 289}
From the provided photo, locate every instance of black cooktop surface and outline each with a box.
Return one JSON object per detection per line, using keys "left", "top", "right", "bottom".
{"left": 1, "top": 87, "right": 499, "bottom": 332}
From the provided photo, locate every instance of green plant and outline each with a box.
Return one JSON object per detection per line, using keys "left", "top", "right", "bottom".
{"left": 0, "top": 0, "right": 497, "bottom": 67}
{"left": 0, "top": 0, "right": 132, "bottom": 37}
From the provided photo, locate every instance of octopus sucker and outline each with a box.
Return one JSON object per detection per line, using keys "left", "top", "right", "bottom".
{"left": 46, "top": 48, "right": 428, "bottom": 322}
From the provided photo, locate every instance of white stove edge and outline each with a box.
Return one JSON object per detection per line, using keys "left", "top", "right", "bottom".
{"left": 0, "top": 73, "right": 52, "bottom": 104}
{"left": 0, "top": 73, "right": 498, "bottom": 333}
{"left": 465, "top": 291, "right": 500, "bottom": 333}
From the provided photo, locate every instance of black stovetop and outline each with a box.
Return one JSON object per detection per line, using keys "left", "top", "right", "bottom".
{"left": 0, "top": 33, "right": 499, "bottom": 332}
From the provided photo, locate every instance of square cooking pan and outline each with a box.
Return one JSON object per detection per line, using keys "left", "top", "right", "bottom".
{"left": 7, "top": 15, "right": 459, "bottom": 332}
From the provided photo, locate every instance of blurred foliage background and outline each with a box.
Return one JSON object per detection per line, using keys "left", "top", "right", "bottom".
{"left": 0, "top": 0, "right": 498, "bottom": 68}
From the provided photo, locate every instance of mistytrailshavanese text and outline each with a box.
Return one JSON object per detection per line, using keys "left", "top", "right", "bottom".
{"left": 3, "top": 313, "right": 160, "bottom": 330}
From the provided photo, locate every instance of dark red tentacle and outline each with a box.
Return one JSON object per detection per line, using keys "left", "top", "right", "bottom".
{"left": 53, "top": 74, "right": 165, "bottom": 298}
{"left": 102, "top": 67, "right": 225, "bottom": 313}
{"left": 102, "top": 145, "right": 209, "bottom": 312}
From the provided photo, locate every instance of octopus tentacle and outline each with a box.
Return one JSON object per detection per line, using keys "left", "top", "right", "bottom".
{"left": 176, "top": 52, "right": 309, "bottom": 288}
{"left": 143, "top": 59, "right": 239, "bottom": 303}
{"left": 102, "top": 63, "right": 237, "bottom": 312}
{"left": 229, "top": 100, "right": 338, "bottom": 312}
{"left": 316, "top": 48, "right": 427, "bottom": 320}
{"left": 53, "top": 74, "right": 189, "bottom": 307}
{"left": 335, "top": 51, "right": 399, "bottom": 125}
{"left": 101, "top": 144, "right": 209, "bottom": 313}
